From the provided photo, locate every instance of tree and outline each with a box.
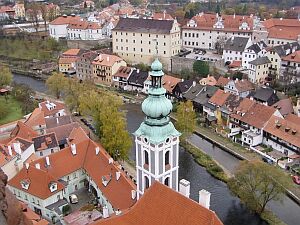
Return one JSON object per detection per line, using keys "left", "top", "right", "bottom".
{"left": 27, "top": 3, "right": 41, "bottom": 33}
{"left": 0, "top": 65, "right": 12, "bottom": 87}
{"left": 79, "top": 90, "right": 132, "bottom": 160}
{"left": 228, "top": 161, "right": 290, "bottom": 215}
{"left": 175, "top": 100, "right": 196, "bottom": 140}
{"left": 40, "top": 4, "right": 48, "bottom": 31}
{"left": 11, "top": 83, "right": 37, "bottom": 114}
{"left": 46, "top": 72, "right": 68, "bottom": 99}
{"left": 193, "top": 60, "right": 210, "bottom": 77}
{"left": 214, "top": 35, "right": 226, "bottom": 55}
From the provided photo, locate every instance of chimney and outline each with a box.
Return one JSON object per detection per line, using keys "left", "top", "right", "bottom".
{"left": 108, "top": 158, "right": 113, "bottom": 164}
{"left": 137, "top": 69, "right": 140, "bottom": 73}
{"left": 103, "top": 205, "right": 109, "bottom": 219}
{"left": 233, "top": 13, "right": 236, "bottom": 19}
{"left": 115, "top": 209, "right": 122, "bottom": 216}
{"left": 99, "top": 54, "right": 102, "bottom": 61}
{"left": 199, "top": 189, "right": 211, "bottom": 209}
{"left": 95, "top": 147, "right": 100, "bottom": 155}
{"left": 13, "top": 142, "right": 21, "bottom": 155}
{"left": 116, "top": 171, "right": 121, "bottom": 180}
{"left": 107, "top": 56, "right": 110, "bottom": 62}
{"left": 46, "top": 156, "right": 50, "bottom": 166}
{"left": 163, "top": 10, "right": 166, "bottom": 19}
{"left": 71, "top": 143, "right": 77, "bottom": 155}
{"left": 131, "top": 190, "right": 137, "bottom": 199}
{"left": 25, "top": 163, "right": 29, "bottom": 170}
{"left": 179, "top": 179, "right": 190, "bottom": 198}
{"left": 56, "top": 117, "right": 59, "bottom": 124}
{"left": 35, "top": 163, "right": 40, "bottom": 169}
{"left": 8, "top": 145, "right": 12, "bottom": 156}
{"left": 192, "top": 81, "right": 196, "bottom": 87}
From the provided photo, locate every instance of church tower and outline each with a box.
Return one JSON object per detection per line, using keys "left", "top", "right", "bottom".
{"left": 134, "top": 58, "right": 181, "bottom": 199}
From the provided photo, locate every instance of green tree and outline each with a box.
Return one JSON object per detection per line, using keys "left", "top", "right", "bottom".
{"left": 228, "top": 161, "right": 290, "bottom": 215}
{"left": 11, "top": 83, "right": 37, "bottom": 114}
{"left": 193, "top": 60, "right": 209, "bottom": 77}
{"left": 0, "top": 65, "right": 12, "bottom": 87}
{"left": 175, "top": 100, "right": 196, "bottom": 140}
{"left": 46, "top": 72, "right": 68, "bottom": 99}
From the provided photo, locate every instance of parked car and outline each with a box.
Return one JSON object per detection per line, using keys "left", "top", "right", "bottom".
{"left": 262, "top": 157, "right": 274, "bottom": 165}
{"left": 292, "top": 175, "right": 300, "bottom": 185}
{"left": 69, "top": 194, "right": 78, "bottom": 204}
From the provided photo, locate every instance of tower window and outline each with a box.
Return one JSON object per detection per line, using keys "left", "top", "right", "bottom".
{"left": 165, "top": 151, "right": 170, "bottom": 166}
{"left": 144, "top": 176, "right": 150, "bottom": 189}
{"left": 164, "top": 177, "right": 170, "bottom": 187}
{"left": 144, "top": 151, "right": 149, "bottom": 165}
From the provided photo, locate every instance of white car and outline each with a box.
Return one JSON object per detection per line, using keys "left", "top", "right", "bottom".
{"left": 70, "top": 194, "right": 78, "bottom": 204}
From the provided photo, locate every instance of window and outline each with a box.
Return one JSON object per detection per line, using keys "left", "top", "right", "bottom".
{"left": 164, "top": 177, "right": 170, "bottom": 187}
{"left": 40, "top": 152, "right": 43, "bottom": 156}
{"left": 144, "top": 151, "right": 149, "bottom": 165}
{"left": 165, "top": 151, "right": 170, "bottom": 165}
{"left": 144, "top": 176, "right": 149, "bottom": 189}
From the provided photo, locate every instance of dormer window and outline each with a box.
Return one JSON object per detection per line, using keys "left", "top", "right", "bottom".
{"left": 20, "top": 179, "right": 30, "bottom": 190}
{"left": 102, "top": 174, "right": 112, "bottom": 187}
{"left": 49, "top": 182, "right": 58, "bottom": 192}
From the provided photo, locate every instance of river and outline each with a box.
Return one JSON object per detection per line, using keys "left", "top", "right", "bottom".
{"left": 13, "top": 74, "right": 300, "bottom": 225}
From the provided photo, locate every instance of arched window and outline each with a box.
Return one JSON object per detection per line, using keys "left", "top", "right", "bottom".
{"left": 164, "top": 177, "right": 170, "bottom": 187}
{"left": 165, "top": 151, "right": 170, "bottom": 166}
{"left": 144, "top": 151, "right": 149, "bottom": 165}
{"left": 144, "top": 176, "right": 149, "bottom": 189}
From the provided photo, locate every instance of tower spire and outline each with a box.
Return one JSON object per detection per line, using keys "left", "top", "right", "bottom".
{"left": 134, "top": 57, "right": 181, "bottom": 199}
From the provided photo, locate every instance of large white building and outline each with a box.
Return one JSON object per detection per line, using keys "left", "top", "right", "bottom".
{"left": 182, "top": 13, "right": 265, "bottom": 50}
{"left": 49, "top": 15, "right": 102, "bottom": 40}
{"left": 112, "top": 18, "right": 181, "bottom": 71}
{"left": 134, "top": 58, "right": 181, "bottom": 199}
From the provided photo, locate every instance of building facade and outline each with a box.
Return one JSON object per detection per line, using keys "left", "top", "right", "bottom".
{"left": 112, "top": 18, "right": 181, "bottom": 71}
{"left": 248, "top": 57, "right": 271, "bottom": 84}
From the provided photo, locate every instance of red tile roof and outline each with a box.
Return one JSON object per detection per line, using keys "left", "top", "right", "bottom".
{"left": 94, "top": 182, "right": 223, "bottom": 225}
{"left": 264, "top": 115, "right": 300, "bottom": 148}
{"left": 216, "top": 76, "right": 230, "bottom": 87}
{"left": 32, "top": 131, "right": 136, "bottom": 210}
{"left": 231, "top": 98, "right": 255, "bottom": 120}
{"left": 59, "top": 57, "right": 77, "bottom": 64}
{"left": 209, "top": 89, "right": 230, "bottom": 106}
{"left": 263, "top": 18, "right": 300, "bottom": 41}
{"left": 239, "top": 103, "right": 277, "bottom": 129}
{"left": 231, "top": 79, "right": 254, "bottom": 92}
{"left": 114, "top": 66, "right": 132, "bottom": 79}
{"left": 285, "top": 113, "right": 300, "bottom": 124}
{"left": 184, "top": 13, "right": 254, "bottom": 32}
{"left": 8, "top": 166, "right": 65, "bottom": 199}
{"left": 272, "top": 98, "right": 294, "bottom": 116}
{"left": 67, "top": 20, "right": 101, "bottom": 30}
{"left": 10, "top": 121, "right": 38, "bottom": 140}
{"left": 92, "top": 54, "right": 124, "bottom": 67}
{"left": 39, "top": 100, "right": 65, "bottom": 117}
{"left": 49, "top": 15, "right": 81, "bottom": 25}
{"left": 162, "top": 75, "right": 181, "bottom": 93}
{"left": 62, "top": 48, "right": 81, "bottom": 56}
{"left": 25, "top": 108, "right": 46, "bottom": 128}
{"left": 282, "top": 50, "right": 300, "bottom": 63}
{"left": 152, "top": 12, "right": 174, "bottom": 20}
{"left": 199, "top": 75, "right": 217, "bottom": 86}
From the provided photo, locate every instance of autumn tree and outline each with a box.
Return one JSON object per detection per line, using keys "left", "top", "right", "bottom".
{"left": 79, "top": 90, "right": 132, "bottom": 160}
{"left": 40, "top": 4, "right": 48, "bottom": 31}
{"left": 228, "top": 161, "right": 290, "bottom": 215}
{"left": 46, "top": 72, "right": 68, "bottom": 99}
{"left": 11, "top": 83, "right": 37, "bottom": 114}
{"left": 214, "top": 35, "right": 226, "bottom": 55}
{"left": 0, "top": 65, "right": 12, "bottom": 87}
{"left": 175, "top": 100, "right": 196, "bottom": 140}
{"left": 27, "top": 3, "right": 41, "bottom": 32}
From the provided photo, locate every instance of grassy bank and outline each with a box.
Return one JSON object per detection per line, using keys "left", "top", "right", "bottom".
{"left": 0, "top": 37, "right": 65, "bottom": 61}
{"left": 181, "top": 140, "right": 228, "bottom": 183}
{"left": 0, "top": 96, "right": 23, "bottom": 125}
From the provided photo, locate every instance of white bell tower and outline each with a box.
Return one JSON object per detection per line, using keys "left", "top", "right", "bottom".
{"left": 134, "top": 58, "right": 181, "bottom": 199}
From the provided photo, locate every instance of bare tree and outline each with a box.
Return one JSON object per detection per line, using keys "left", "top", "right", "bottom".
{"left": 40, "top": 4, "right": 48, "bottom": 32}
{"left": 27, "top": 3, "right": 41, "bottom": 33}
{"left": 214, "top": 35, "right": 226, "bottom": 55}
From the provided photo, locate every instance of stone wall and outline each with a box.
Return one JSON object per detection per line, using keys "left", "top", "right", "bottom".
{"left": 67, "top": 39, "right": 112, "bottom": 50}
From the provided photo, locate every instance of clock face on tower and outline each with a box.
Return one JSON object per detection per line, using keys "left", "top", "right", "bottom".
{"left": 134, "top": 58, "right": 181, "bottom": 199}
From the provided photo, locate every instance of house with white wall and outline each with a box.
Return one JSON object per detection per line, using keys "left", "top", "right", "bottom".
{"left": 8, "top": 127, "right": 137, "bottom": 223}
{"left": 223, "top": 36, "right": 251, "bottom": 64}
{"left": 67, "top": 20, "right": 102, "bottom": 40}
{"left": 280, "top": 50, "right": 300, "bottom": 83}
{"left": 242, "top": 41, "right": 267, "bottom": 69}
{"left": 248, "top": 56, "right": 271, "bottom": 84}
{"left": 49, "top": 15, "right": 81, "bottom": 40}
{"left": 224, "top": 79, "right": 254, "bottom": 98}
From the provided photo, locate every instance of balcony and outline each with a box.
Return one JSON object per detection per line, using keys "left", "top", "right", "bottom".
{"left": 242, "top": 130, "right": 263, "bottom": 146}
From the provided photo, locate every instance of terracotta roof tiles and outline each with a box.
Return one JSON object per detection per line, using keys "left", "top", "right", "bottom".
{"left": 25, "top": 108, "right": 46, "bottom": 128}
{"left": 92, "top": 54, "right": 124, "bottom": 67}
{"left": 49, "top": 15, "right": 81, "bottom": 25}
{"left": 94, "top": 182, "right": 223, "bottom": 225}
{"left": 209, "top": 89, "right": 230, "bottom": 107}
{"left": 162, "top": 75, "right": 181, "bottom": 93}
